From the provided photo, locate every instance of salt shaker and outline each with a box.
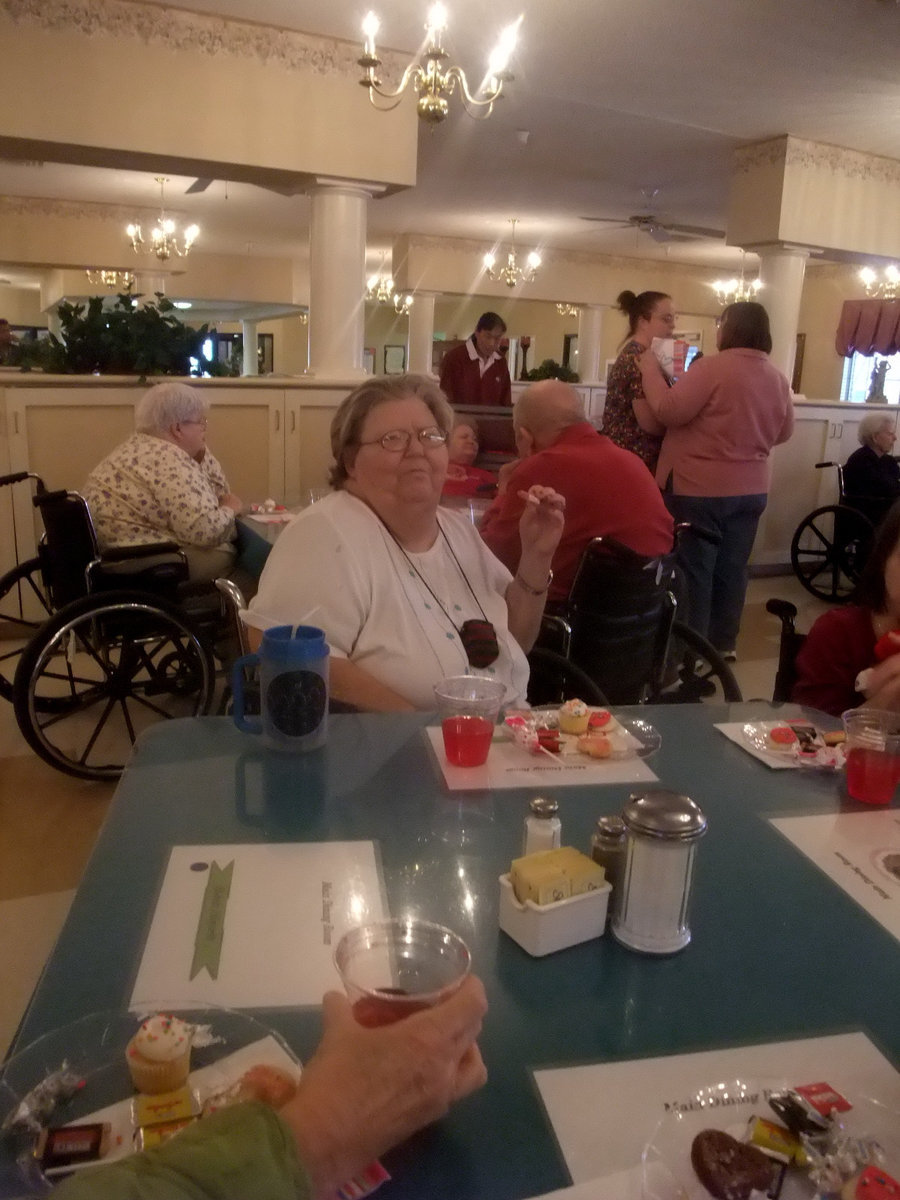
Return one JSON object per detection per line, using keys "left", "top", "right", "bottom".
{"left": 611, "top": 789, "right": 707, "bottom": 954}
{"left": 590, "top": 815, "right": 626, "bottom": 923}
{"left": 522, "top": 796, "right": 561, "bottom": 855}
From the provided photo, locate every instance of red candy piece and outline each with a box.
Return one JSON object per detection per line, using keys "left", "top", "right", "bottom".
{"left": 794, "top": 1081, "right": 851, "bottom": 1114}
{"left": 854, "top": 1166, "right": 900, "bottom": 1200}
{"left": 589, "top": 710, "right": 612, "bottom": 729}
{"left": 769, "top": 726, "right": 798, "bottom": 746}
{"left": 874, "top": 631, "right": 900, "bottom": 661}
{"left": 537, "top": 730, "right": 562, "bottom": 754}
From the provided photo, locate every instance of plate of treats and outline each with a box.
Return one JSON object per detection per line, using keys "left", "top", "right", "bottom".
{"left": 642, "top": 1077, "right": 900, "bottom": 1200}
{"left": 0, "top": 1006, "right": 301, "bottom": 1193}
{"left": 504, "top": 700, "right": 661, "bottom": 761}
{"left": 740, "top": 721, "right": 846, "bottom": 770}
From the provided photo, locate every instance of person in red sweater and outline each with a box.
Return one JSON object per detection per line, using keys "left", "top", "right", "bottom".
{"left": 442, "top": 415, "right": 498, "bottom": 498}
{"left": 479, "top": 380, "right": 674, "bottom": 607}
{"left": 438, "top": 312, "right": 512, "bottom": 407}
{"left": 793, "top": 501, "right": 900, "bottom": 716}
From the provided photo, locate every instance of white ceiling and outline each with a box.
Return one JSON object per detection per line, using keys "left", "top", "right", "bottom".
{"left": 1, "top": 0, "right": 898, "bottom": 292}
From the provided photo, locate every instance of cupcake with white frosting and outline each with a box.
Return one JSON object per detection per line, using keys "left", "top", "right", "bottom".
{"left": 558, "top": 698, "right": 590, "bottom": 735}
{"left": 126, "top": 1014, "right": 193, "bottom": 1094}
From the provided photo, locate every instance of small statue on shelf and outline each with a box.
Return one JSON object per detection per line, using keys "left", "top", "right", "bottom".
{"left": 866, "top": 357, "right": 890, "bottom": 404}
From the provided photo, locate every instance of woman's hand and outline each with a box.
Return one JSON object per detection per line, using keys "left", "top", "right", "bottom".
{"left": 517, "top": 485, "right": 565, "bottom": 558}
{"left": 858, "top": 648, "right": 900, "bottom": 711}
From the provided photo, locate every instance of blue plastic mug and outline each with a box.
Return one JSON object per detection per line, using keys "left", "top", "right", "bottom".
{"left": 232, "top": 625, "right": 329, "bottom": 752}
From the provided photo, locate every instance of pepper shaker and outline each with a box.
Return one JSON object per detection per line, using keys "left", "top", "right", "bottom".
{"left": 522, "top": 796, "right": 561, "bottom": 855}
{"left": 611, "top": 789, "right": 707, "bottom": 954}
{"left": 590, "top": 815, "right": 626, "bottom": 924}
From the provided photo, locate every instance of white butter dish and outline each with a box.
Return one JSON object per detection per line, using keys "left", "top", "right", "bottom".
{"left": 498, "top": 873, "right": 611, "bottom": 957}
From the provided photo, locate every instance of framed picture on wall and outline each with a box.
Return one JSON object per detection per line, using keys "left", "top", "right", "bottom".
{"left": 363, "top": 346, "right": 375, "bottom": 374}
{"left": 384, "top": 344, "right": 406, "bottom": 374}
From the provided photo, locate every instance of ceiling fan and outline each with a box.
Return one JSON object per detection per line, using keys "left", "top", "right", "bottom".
{"left": 582, "top": 189, "right": 724, "bottom": 243}
{"left": 183, "top": 176, "right": 306, "bottom": 198}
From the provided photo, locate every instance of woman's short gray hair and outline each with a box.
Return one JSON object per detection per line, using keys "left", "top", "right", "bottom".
{"left": 135, "top": 382, "right": 209, "bottom": 434}
{"left": 857, "top": 411, "right": 894, "bottom": 449}
{"left": 329, "top": 374, "right": 454, "bottom": 487}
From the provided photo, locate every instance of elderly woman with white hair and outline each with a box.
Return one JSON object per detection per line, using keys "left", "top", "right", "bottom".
{"left": 843, "top": 411, "right": 900, "bottom": 529}
{"left": 83, "top": 382, "right": 244, "bottom": 582}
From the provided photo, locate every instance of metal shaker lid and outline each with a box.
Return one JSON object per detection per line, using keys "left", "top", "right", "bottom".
{"left": 529, "top": 796, "right": 559, "bottom": 818}
{"left": 622, "top": 789, "right": 707, "bottom": 841}
{"left": 595, "top": 815, "right": 626, "bottom": 839}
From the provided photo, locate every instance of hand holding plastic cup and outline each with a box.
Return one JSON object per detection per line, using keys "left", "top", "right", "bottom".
{"left": 842, "top": 707, "right": 900, "bottom": 805}
{"left": 334, "top": 918, "right": 471, "bottom": 1027}
{"left": 434, "top": 675, "right": 506, "bottom": 767}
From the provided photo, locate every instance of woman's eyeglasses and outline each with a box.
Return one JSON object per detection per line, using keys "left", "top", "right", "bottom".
{"left": 360, "top": 427, "right": 448, "bottom": 452}
{"left": 182, "top": 418, "right": 209, "bottom": 429}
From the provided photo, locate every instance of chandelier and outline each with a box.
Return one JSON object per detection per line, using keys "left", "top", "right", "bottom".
{"left": 85, "top": 269, "right": 135, "bottom": 292}
{"left": 556, "top": 303, "right": 579, "bottom": 318}
{"left": 711, "top": 251, "right": 762, "bottom": 306}
{"left": 483, "top": 219, "right": 541, "bottom": 289}
{"left": 365, "top": 257, "right": 414, "bottom": 315}
{"left": 859, "top": 264, "right": 900, "bottom": 300}
{"left": 126, "top": 177, "right": 200, "bottom": 262}
{"left": 359, "top": 4, "right": 520, "bottom": 124}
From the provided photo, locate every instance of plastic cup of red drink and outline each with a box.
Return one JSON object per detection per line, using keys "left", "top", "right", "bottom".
{"left": 433, "top": 676, "right": 506, "bottom": 767}
{"left": 334, "top": 919, "right": 471, "bottom": 1027}
{"left": 842, "top": 707, "right": 900, "bottom": 805}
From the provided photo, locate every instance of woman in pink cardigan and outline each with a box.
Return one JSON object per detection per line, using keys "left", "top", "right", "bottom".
{"left": 636, "top": 301, "right": 794, "bottom": 657}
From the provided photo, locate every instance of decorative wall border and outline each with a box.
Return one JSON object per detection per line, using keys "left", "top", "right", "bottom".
{"left": 735, "top": 135, "right": 900, "bottom": 184}
{"left": 0, "top": 0, "right": 402, "bottom": 78}
{"left": 0, "top": 194, "right": 161, "bottom": 222}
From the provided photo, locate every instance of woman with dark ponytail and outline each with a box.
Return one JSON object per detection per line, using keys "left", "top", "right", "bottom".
{"left": 602, "top": 289, "right": 676, "bottom": 473}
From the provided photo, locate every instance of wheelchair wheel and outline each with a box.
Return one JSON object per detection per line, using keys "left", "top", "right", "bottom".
{"left": 651, "top": 621, "right": 743, "bottom": 704}
{"left": 0, "top": 556, "right": 53, "bottom": 704}
{"left": 790, "top": 504, "right": 874, "bottom": 603}
{"left": 13, "top": 591, "right": 216, "bottom": 781}
{"left": 526, "top": 646, "right": 608, "bottom": 707}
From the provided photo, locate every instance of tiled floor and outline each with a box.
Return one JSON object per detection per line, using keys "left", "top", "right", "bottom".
{"left": 0, "top": 572, "right": 830, "bottom": 1058}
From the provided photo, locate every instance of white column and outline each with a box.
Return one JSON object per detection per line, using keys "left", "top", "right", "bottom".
{"left": 755, "top": 247, "right": 808, "bottom": 383}
{"left": 576, "top": 304, "right": 606, "bottom": 384}
{"left": 407, "top": 292, "right": 437, "bottom": 376}
{"left": 307, "top": 183, "right": 371, "bottom": 379}
{"left": 241, "top": 319, "right": 259, "bottom": 376}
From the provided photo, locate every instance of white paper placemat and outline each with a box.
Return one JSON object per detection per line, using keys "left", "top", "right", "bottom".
{"left": 425, "top": 727, "right": 658, "bottom": 791}
{"left": 534, "top": 1032, "right": 900, "bottom": 1189}
{"left": 131, "top": 843, "right": 385, "bottom": 1008}
{"left": 771, "top": 809, "right": 900, "bottom": 941}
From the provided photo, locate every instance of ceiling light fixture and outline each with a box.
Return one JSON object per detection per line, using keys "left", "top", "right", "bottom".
{"left": 859, "top": 264, "right": 900, "bottom": 300}
{"left": 85, "top": 269, "right": 135, "bottom": 292}
{"left": 126, "top": 177, "right": 200, "bottom": 262}
{"left": 366, "top": 256, "right": 414, "bottom": 315}
{"left": 483, "top": 219, "right": 541, "bottom": 289}
{"left": 359, "top": 5, "right": 520, "bottom": 124}
{"left": 556, "top": 303, "right": 579, "bottom": 318}
{"left": 711, "top": 251, "right": 762, "bottom": 306}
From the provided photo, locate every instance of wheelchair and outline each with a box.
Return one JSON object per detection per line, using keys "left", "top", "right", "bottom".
{"left": 0, "top": 471, "right": 246, "bottom": 781}
{"left": 790, "top": 462, "right": 876, "bottom": 603}
{"left": 526, "top": 535, "right": 742, "bottom": 707}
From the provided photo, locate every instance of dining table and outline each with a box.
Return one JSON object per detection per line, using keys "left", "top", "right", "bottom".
{"left": 5, "top": 701, "right": 900, "bottom": 1200}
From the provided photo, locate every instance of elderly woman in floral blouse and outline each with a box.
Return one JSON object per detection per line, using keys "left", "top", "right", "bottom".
{"left": 83, "top": 382, "right": 244, "bottom": 582}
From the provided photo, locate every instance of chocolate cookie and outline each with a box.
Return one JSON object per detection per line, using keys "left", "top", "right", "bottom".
{"left": 691, "top": 1129, "right": 774, "bottom": 1200}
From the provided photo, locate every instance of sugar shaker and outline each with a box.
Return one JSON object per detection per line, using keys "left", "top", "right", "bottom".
{"left": 610, "top": 788, "right": 707, "bottom": 954}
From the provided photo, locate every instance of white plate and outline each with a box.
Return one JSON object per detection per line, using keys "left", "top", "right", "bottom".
{"left": 741, "top": 721, "right": 845, "bottom": 770}
{"left": 0, "top": 1006, "right": 300, "bottom": 1194}
{"left": 642, "top": 1077, "right": 900, "bottom": 1200}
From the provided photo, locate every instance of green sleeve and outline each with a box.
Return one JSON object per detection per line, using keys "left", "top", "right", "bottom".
{"left": 51, "top": 1101, "right": 312, "bottom": 1200}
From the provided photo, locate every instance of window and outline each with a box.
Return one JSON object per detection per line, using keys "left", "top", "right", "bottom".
{"left": 840, "top": 353, "right": 900, "bottom": 405}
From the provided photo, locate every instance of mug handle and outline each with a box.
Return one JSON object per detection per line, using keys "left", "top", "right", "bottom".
{"left": 231, "top": 653, "right": 262, "bottom": 734}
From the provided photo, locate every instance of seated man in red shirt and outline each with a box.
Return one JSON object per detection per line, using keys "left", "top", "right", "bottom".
{"left": 479, "top": 380, "right": 674, "bottom": 607}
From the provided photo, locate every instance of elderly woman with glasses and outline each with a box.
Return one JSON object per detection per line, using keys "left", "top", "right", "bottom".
{"left": 245, "top": 374, "right": 564, "bottom": 711}
{"left": 83, "top": 381, "right": 244, "bottom": 582}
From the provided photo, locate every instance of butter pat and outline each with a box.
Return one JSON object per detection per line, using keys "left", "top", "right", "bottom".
{"left": 510, "top": 847, "right": 605, "bottom": 906}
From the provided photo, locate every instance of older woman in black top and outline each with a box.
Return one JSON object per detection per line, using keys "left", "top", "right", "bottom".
{"left": 843, "top": 411, "right": 900, "bottom": 529}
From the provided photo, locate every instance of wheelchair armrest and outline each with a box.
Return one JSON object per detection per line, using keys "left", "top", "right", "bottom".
{"left": 99, "top": 542, "right": 186, "bottom": 564}
{"left": 765, "top": 598, "right": 798, "bottom": 629}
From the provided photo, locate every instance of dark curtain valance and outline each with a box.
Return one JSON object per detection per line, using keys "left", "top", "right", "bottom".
{"left": 836, "top": 298, "right": 900, "bottom": 357}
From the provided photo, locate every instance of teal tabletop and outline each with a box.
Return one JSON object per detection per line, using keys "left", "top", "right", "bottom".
{"left": 8, "top": 704, "right": 900, "bottom": 1200}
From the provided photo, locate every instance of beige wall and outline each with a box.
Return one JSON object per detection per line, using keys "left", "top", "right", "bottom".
{"left": 0, "top": 288, "right": 45, "bottom": 327}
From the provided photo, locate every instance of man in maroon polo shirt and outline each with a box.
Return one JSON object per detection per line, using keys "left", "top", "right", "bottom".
{"left": 439, "top": 312, "right": 512, "bottom": 407}
{"left": 479, "top": 379, "right": 674, "bottom": 607}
